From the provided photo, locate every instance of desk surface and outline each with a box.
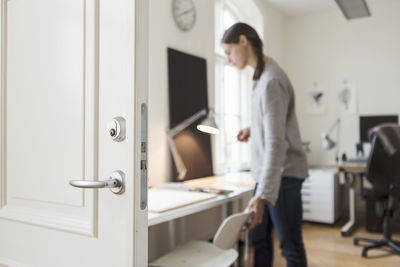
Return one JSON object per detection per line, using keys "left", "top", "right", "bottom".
{"left": 327, "top": 163, "right": 366, "bottom": 173}
{"left": 148, "top": 172, "right": 255, "bottom": 226}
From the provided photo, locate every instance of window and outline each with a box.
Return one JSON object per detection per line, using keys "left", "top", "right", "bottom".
{"left": 214, "top": 0, "right": 263, "bottom": 174}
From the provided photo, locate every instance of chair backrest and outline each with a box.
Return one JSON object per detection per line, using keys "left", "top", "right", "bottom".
{"left": 366, "top": 134, "right": 400, "bottom": 197}
{"left": 213, "top": 211, "right": 251, "bottom": 250}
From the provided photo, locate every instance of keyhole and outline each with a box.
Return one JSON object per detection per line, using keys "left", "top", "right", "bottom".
{"left": 110, "top": 128, "right": 116, "bottom": 137}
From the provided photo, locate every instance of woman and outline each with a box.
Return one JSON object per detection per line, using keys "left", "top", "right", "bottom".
{"left": 221, "top": 22, "right": 308, "bottom": 267}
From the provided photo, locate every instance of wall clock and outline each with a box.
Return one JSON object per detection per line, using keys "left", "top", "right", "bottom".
{"left": 172, "top": 0, "right": 196, "bottom": 31}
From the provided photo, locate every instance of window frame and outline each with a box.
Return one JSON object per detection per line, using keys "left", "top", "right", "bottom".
{"left": 214, "top": 1, "right": 253, "bottom": 174}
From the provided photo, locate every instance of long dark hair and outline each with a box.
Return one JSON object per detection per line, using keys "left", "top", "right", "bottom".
{"left": 222, "top": 23, "right": 264, "bottom": 80}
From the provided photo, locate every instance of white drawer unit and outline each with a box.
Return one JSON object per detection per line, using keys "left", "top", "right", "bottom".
{"left": 302, "top": 168, "right": 340, "bottom": 224}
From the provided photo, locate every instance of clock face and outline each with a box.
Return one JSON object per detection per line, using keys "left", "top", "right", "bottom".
{"left": 172, "top": 0, "right": 196, "bottom": 31}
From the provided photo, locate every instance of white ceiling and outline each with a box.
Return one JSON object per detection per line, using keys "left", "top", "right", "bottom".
{"left": 262, "top": 0, "right": 392, "bottom": 17}
{"left": 263, "top": 0, "right": 337, "bottom": 16}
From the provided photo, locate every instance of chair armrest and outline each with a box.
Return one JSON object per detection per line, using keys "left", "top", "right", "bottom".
{"left": 359, "top": 175, "right": 374, "bottom": 198}
{"left": 388, "top": 184, "right": 400, "bottom": 210}
{"left": 389, "top": 184, "right": 400, "bottom": 196}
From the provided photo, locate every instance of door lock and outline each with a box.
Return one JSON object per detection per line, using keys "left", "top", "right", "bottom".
{"left": 107, "top": 117, "right": 126, "bottom": 142}
{"left": 110, "top": 128, "right": 117, "bottom": 137}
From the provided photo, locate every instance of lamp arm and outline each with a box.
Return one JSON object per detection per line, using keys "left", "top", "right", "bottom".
{"left": 167, "top": 109, "right": 207, "bottom": 180}
{"left": 327, "top": 117, "right": 341, "bottom": 135}
{"left": 168, "top": 109, "right": 207, "bottom": 137}
{"left": 334, "top": 118, "right": 341, "bottom": 162}
{"left": 167, "top": 134, "right": 187, "bottom": 180}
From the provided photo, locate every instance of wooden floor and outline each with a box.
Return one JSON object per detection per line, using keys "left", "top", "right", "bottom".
{"left": 272, "top": 222, "right": 400, "bottom": 267}
{"left": 1, "top": 223, "right": 399, "bottom": 267}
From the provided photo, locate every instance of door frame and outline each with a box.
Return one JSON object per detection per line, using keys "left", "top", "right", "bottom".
{"left": 134, "top": 0, "right": 149, "bottom": 266}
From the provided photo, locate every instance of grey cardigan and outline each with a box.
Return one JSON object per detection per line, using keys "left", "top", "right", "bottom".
{"left": 250, "top": 58, "right": 308, "bottom": 205}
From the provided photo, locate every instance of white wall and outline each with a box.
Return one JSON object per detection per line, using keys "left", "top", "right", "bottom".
{"left": 283, "top": 0, "right": 400, "bottom": 166}
{"left": 148, "top": 0, "right": 215, "bottom": 186}
{"left": 147, "top": 0, "right": 289, "bottom": 186}
{"left": 254, "top": 0, "right": 286, "bottom": 63}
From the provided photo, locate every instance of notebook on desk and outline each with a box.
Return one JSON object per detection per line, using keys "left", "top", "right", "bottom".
{"left": 148, "top": 188, "right": 217, "bottom": 213}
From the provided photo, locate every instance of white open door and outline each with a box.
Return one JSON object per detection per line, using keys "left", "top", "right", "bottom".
{"left": 0, "top": 0, "right": 148, "bottom": 266}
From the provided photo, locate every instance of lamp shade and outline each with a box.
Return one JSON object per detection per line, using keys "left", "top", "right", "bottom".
{"left": 322, "top": 133, "right": 336, "bottom": 150}
{"left": 321, "top": 118, "right": 341, "bottom": 163}
{"left": 197, "top": 112, "right": 219, "bottom": 135}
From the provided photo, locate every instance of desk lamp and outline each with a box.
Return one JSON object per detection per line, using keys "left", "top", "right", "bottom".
{"left": 322, "top": 118, "right": 341, "bottom": 163}
{"left": 197, "top": 108, "right": 220, "bottom": 134}
{"left": 167, "top": 108, "right": 219, "bottom": 180}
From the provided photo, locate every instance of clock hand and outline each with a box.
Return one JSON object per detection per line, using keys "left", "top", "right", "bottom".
{"left": 177, "top": 8, "right": 194, "bottom": 17}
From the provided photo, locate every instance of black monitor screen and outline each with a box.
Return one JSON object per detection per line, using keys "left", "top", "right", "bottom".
{"left": 167, "top": 48, "right": 213, "bottom": 181}
{"left": 167, "top": 48, "right": 208, "bottom": 128}
{"left": 359, "top": 115, "right": 399, "bottom": 142}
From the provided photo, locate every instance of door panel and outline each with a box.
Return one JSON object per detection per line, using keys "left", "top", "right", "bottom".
{"left": 2, "top": 0, "right": 95, "bottom": 235}
{"left": 0, "top": 0, "right": 147, "bottom": 266}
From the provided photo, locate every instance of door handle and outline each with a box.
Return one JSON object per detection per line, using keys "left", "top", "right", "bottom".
{"left": 69, "top": 170, "right": 125, "bottom": 195}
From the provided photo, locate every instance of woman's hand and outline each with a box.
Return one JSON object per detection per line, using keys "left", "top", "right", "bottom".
{"left": 237, "top": 127, "right": 250, "bottom": 142}
{"left": 247, "top": 196, "right": 265, "bottom": 230}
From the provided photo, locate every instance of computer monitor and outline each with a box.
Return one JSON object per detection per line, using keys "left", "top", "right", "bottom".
{"left": 167, "top": 48, "right": 213, "bottom": 181}
{"left": 359, "top": 115, "right": 399, "bottom": 143}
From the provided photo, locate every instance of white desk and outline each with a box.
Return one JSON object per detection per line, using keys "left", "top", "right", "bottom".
{"left": 148, "top": 172, "right": 255, "bottom": 261}
{"left": 328, "top": 163, "right": 366, "bottom": 236}
{"left": 148, "top": 172, "right": 255, "bottom": 226}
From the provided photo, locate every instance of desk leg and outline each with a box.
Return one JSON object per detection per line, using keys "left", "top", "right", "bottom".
{"left": 341, "top": 173, "right": 357, "bottom": 236}
{"left": 168, "top": 220, "right": 176, "bottom": 248}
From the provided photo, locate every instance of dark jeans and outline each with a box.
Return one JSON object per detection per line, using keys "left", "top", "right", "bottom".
{"left": 250, "top": 177, "right": 307, "bottom": 267}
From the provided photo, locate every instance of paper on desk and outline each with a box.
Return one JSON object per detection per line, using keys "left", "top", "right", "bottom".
{"left": 148, "top": 188, "right": 216, "bottom": 213}
{"left": 155, "top": 182, "right": 190, "bottom": 191}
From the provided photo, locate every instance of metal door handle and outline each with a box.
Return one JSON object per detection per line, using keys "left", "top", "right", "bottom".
{"left": 69, "top": 170, "right": 125, "bottom": 195}
{"left": 69, "top": 179, "right": 120, "bottom": 188}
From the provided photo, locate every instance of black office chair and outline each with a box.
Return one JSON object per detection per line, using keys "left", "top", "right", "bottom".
{"left": 354, "top": 132, "right": 400, "bottom": 257}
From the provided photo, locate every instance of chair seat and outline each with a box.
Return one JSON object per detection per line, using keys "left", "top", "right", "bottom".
{"left": 149, "top": 240, "right": 238, "bottom": 267}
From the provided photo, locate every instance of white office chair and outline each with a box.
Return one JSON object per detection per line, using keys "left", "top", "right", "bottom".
{"left": 149, "top": 210, "right": 251, "bottom": 267}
